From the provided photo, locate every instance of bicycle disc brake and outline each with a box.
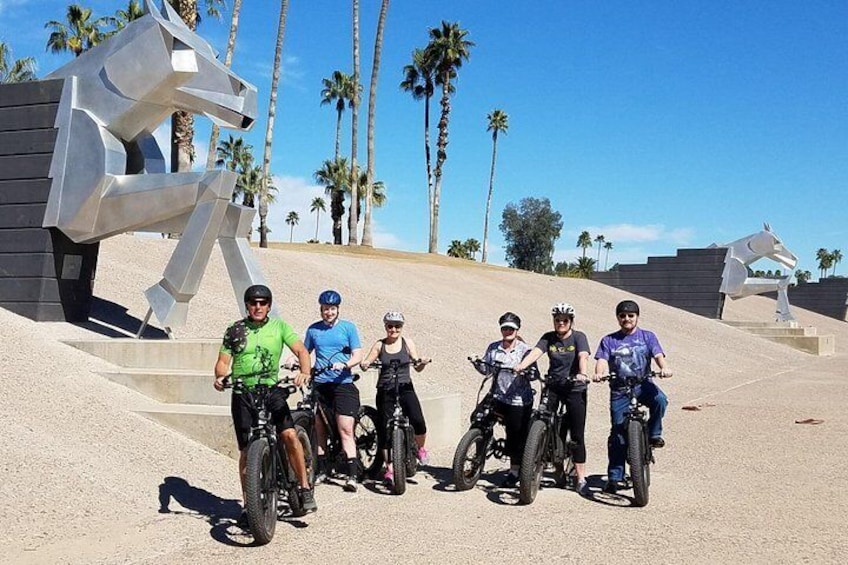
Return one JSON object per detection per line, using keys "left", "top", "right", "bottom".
{"left": 489, "top": 438, "right": 507, "bottom": 460}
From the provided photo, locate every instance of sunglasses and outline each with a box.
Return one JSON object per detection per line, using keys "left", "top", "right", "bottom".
{"left": 385, "top": 323, "right": 403, "bottom": 329}
{"left": 248, "top": 299, "right": 269, "bottom": 306}
{"left": 617, "top": 312, "right": 637, "bottom": 319}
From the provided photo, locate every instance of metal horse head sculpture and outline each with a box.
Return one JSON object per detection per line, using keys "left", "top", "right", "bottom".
{"left": 718, "top": 223, "right": 799, "bottom": 321}
{"left": 44, "top": 0, "right": 264, "bottom": 328}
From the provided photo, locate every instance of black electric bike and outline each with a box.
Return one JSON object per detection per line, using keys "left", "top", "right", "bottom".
{"left": 452, "top": 358, "right": 537, "bottom": 491}
{"left": 518, "top": 373, "right": 578, "bottom": 505}
{"left": 224, "top": 375, "right": 312, "bottom": 545}
{"left": 597, "top": 371, "right": 664, "bottom": 507}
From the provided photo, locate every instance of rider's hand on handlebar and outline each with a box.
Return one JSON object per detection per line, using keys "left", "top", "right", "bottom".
{"left": 359, "top": 362, "right": 371, "bottom": 371}
{"left": 213, "top": 375, "right": 228, "bottom": 391}
{"left": 414, "top": 358, "right": 432, "bottom": 367}
{"left": 591, "top": 374, "right": 604, "bottom": 383}
{"left": 575, "top": 373, "right": 590, "bottom": 383}
{"left": 658, "top": 369, "right": 673, "bottom": 378}
{"left": 293, "top": 371, "right": 311, "bottom": 387}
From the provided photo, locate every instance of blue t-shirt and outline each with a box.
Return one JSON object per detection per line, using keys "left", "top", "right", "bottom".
{"left": 595, "top": 328, "right": 664, "bottom": 386}
{"left": 304, "top": 319, "right": 362, "bottom": 384}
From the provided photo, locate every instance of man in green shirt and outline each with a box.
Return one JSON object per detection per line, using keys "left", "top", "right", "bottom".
{"left": 214, "top": 285, "right": 316, "bottom": 523}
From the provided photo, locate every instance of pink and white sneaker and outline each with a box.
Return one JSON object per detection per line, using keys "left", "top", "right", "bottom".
{"left": 417, "top": 447, "right": 430, "bottom": 466}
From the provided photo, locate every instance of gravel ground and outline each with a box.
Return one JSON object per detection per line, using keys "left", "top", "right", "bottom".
{"left": 2, "top": 234, "right": 846, "bottom": 564}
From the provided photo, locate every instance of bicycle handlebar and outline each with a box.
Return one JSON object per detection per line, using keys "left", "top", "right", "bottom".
{"left": 595, "top": 371, "right": 668, "bottom": 383}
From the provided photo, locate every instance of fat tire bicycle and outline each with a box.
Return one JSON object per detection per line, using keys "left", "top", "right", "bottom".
{"left": 518, "top": 373, "right": 578, "bottom": 505}
{"left": 224, "top": 375, "right": 312, "bottom": 545}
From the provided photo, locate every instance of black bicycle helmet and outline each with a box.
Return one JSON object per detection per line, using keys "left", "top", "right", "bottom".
{"left": 244, "top": 284, "right": 272, "bottom": 303}
{"left": 616, "top": 299, "right": 640, "bottom": 316}
{"left": 318, "top": 289, "right": 342, "bottom": 306}
{"left": 498, "top": 311, "right": 521, "bottom": 329}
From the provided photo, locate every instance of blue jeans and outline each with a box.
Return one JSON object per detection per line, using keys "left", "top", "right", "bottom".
{"left": 606, "top": 380, "right": 668, "bottom": 482}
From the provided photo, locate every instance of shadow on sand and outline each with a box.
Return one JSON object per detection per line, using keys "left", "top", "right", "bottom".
{"left": 73, "top": 297, "right": 167, "bottom": 339}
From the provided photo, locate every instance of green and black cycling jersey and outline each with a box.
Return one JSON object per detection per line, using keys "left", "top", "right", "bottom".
{"left": 220, "top": 317, "right": 300, "bottom": 389}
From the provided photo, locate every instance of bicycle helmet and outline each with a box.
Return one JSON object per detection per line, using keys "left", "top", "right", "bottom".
{"left": 318, "top": 289, "right": 342, "bottom": 306}
{"left": 243, "top": 284, "right": 272, "bottom": 303}
{"left": 616, "top": 299, "right": 640, "bottom": 316}
{"left": 383, "top": 311, "right": 405, "bottom": 325}
{"left": 498, "top": 311, "right": 521, "bottom": 330}
{"left": 551, "top": 302, "right": 575, "bottom": 317}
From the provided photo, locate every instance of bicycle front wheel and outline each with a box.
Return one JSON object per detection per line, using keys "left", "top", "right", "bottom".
{"left": 286, "top": 423, "right": 314, "bottom": 517}
{"left": 355, "top": 405, "right": 380, "bottom": 478}
{"left": 627, "top": 419, "right": 650, "bottom": 507}
{"left": 519, "top": 419, "right": 548, "bottom": 505}
{"left": 391, "top": 426, "right": 408, "bottom": 495}
{"left": 452, "top": 427, "right": 488, "bottom": 491}
{"left": 244, "top": 438, "right": 277, "bottom": 545}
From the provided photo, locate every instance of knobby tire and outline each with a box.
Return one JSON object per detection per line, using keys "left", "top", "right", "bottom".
{"left": 628, "top": 419, "right": 650, "bottom": 507}
{"left": 519, "top": 420, "right": 548, "bottom": 505}
{"left": 391, "top": 426, "right": 408, "bottom": 495}
{"left": 285, "top": 424, "right": 313, "bottom": 517}
{"left": 452, "top": 427, "right": 487, "bottom": 491}
{"left": 244, "top": 438, "right": 277, "bottom": 545}
{"left": 355, "top": 405, "right": 380, "bottom": 478}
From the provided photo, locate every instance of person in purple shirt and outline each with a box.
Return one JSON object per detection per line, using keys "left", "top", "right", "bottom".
{"left": 593, "top": 299, "right": 673, "bottom": 493}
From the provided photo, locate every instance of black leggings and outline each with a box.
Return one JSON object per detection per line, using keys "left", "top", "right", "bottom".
{"left": 376, "top": 384, "right": 427, "bottom": 450}
{"left": 546, "top": 386, "right": 587, "bottom": 464}
{"left": 494, "top": 401, "right": 532, "bottom": 467}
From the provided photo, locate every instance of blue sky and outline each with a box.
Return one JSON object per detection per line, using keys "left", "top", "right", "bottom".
{"left": 2, "top": 1, "right": 846, "bottom": 275}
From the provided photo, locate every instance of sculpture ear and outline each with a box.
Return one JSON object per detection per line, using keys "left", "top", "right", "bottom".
{"left": 764, "top": 222, "right": 771, "bottom": 231}
{"left": 160, "top": 0, "right": 191, "bottom": 30}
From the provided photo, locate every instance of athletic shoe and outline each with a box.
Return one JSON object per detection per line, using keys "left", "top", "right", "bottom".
{"left": 236, "top": 510, "right": 249, "bottom": 529}
{"left": 383, "top": 465, "right": 394, "bottom": 483}
{"left": 299, "top": 488, "right": 317, "bottom": 513}
{"left": 417, "top": 447, "right": 430, "bottom": 466}
{"left": 342, "top": 476, "right": 358, "bottom": 492}
{"left": 501, "top": 472, "right": 519, "bottom": 488}
{"left": 650, "top": 436, "right": 666, "bottom": 448}
{"left": 603, "top": 479, "right": 625, "bottom": 494}
{"left": 577, "top": 479, "right": 588, "bottom": 495}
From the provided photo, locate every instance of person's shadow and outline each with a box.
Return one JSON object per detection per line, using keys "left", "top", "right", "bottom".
{"left": 157, "top": 476, "right": 251, "bottom": 546}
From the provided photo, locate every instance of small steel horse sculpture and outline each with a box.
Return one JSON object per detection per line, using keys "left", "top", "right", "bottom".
{"left": 43, "top": 0, "right": 262, "bottom": 329}
{"left": 717, "top": 223, "right": 798, "bottom": 322}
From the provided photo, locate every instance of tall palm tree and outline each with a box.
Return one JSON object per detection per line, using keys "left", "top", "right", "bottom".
{"left": 594, "top": 234, "right": 605, "bottom": 270}
{"left": 577, "top": 230, "right": 592, "bottom": 259}
{"left": 206, "top": 0, "right": 244, "bottom": 170}
{"left": 45, "top": 4, "right": 108, "bottom": 57}
{"left": 831, "top": 249, "right": 842, "bottom": 276}
{"left": 0, "top": 41, "right": 37, "bottom": 83}
{"left": 285, "top": 211, "right": 299, "bottom": 243}
{"left": 348, "top": 0, "right": 362, "bottom": 245}
{"left": 310, "top": 197, "right": 326, "bottom": 241}
{"left": 314, "top": 158, "right": 350, "bottom": 244}
{"left": 361, "top": 0, "right": 391, "bottom": 248}
{"left": 215, "top": 134, "right": 251, "bottom": 202}
{"left": 427, "top": 21, "right": 474, "bottom": 253}
{"left": 482, "top": 109, "right": 508, "bottom": 263}
{"left": 400, "top": 47, "right": 436, "bottom": 230}
{"left": 344, "top": 171, "right": 387, "bottom": 220}
{"left": 259, "top": 0, "right": 290, "bottom": 248}
{"left": 320, "top": 70, "right": 356, "bottom": 161}
{"left": 108, "top": 1, "right": 145, "bottom": 33}
{"left": 816, "top": 248, "right": 831, "bottom": 279}
{"left": 603, "top": 240, "right": 613, "bottom": 270}
{"left": 167, "top": 0, "right": 224, "bottom": 173}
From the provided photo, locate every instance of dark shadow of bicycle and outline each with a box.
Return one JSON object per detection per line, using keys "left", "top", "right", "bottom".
{"left": 422, "top": 464, "right": 460, "bottom": 492}
{"left": 157, "top": 475, "right": 253, "bottom": 547}
{"left": 579, "top": 474, "right": 634, "bottom": 508}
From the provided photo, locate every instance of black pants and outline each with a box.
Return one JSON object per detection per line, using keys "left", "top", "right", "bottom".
{"left": 376, "top": 383, "right": 427, "bottom": 451}
{"left": 494, "top": 400, "right": 532, "bottom": 467}
{"left": 546, "top": 386, "right": 587, "bottom": 464}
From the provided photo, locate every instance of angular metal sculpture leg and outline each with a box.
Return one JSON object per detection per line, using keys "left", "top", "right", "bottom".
{"left": 775, "top": 287, "right": 795, "bottom": 323}
{"left": 219, "top": 203, "right": 274, "bottom": 319}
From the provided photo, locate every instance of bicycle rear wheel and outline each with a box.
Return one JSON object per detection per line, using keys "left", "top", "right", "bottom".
{"left": 452, "top": 427, "right": 488, "bottom": 491}
{"left": 355, "top": 405, "right": 380, "bottom": 478}
{"left": 391, "top": 426, "right": 408, "bottom": 495}
{"left": 519, "top": 419, "right": 548, "bottom": 504}
{"left": 405, "top": 427, "right": 418, "bottom": 478}
{"left": 627, "top": 419, "right": 650, "bottom": 507}
{"left": 286, "top": 424, "right": 314, "bottom": 517}
{"left": 244, "top": 438, "right": 277, "bottom": 545}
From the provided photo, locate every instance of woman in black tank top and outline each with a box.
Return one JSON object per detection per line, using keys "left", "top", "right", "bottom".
{"left": 361, "top": 312, "right": 431, "bottom": 483}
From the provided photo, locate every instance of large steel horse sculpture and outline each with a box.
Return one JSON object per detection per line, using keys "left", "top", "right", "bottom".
{"left": 43, "top": 0, "right": 263, "bottom": 329}
{"left": 716, "top": 223, "right": 798, "bottom": 322}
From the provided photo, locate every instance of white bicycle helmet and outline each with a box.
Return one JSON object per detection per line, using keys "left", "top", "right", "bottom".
{"left": 383, "top": 311, "right": 405, "bottom": 325}
{"left": 551, "top": 302, "right": 576, "bottom": 317}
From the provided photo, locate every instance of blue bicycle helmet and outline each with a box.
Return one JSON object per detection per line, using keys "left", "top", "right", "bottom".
{"left": 318, "top": 289, "right": 342, "bottom": 306}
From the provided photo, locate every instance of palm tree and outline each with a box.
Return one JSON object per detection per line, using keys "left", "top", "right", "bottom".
{"left": 427, "top": 21, "right": 474, "bottom": 254}
{"left": 576, "top": 256, "right": 596, "bottom": 278}
{"left": 816, "top": 248, "right": 831, "bottom": 279}
{"left": 167, "top": 0, "right": 224, "bottom": 174}
{"left": 45, "top": 4, "right": 108, "bottom": 57}
{"left": 344, "top": 171, "right": 387, "bottom": 220}
{"left": 259, "top": 0, "right": 290, "bottom": 248}
{"left": 348, "top": 0, "right": 362, "bottom": 245}
{"left": 106, "top": 1, "right": 145, "bottom": 33}
{"left": 206, "top": 0, "right": 244, "bottom": 170}
{"left": 465, "top": 238, "right": 481, "bottom": 261}
{"left": 400, "top": 47, "right": 436, "bottom": 231}
{"left": 603, "top": 240, "right": 613, "bottom": 270}
{"left": 314, "top": 158, "right": 350, "bottom": 244}
{"left": 594, "top": 234, "right": 605, "bottom": 270}
{"left": 361, "top": 0, "right": 391, "bottom": 248}
{"left": 0, "top": 41, "right": 37, "bottom": 83}
{"left": 831, "top": 249, "right": 842, "bottom": 276}
{"left": 577, "top": 231, "right": 592, "bottom": 259}
{"left": 285, "top": 211, "right": 299, "bottom": 243}
{"left": 215, "top": 134, "right": 251, "bottom": 202}
{"left": 794, "top": 269, "right": 812, "bottom": 284}
{"left": 320, "top": 70, "right": 357, "bottom": 161}
{"left": 482, "top": 109, "right": 508, "bottom": 263}
{"left": 310, "top": 197, "right": 326, "bottom": 241}
{"left": 447, "top": 240, "right": 469, "bottom": 259}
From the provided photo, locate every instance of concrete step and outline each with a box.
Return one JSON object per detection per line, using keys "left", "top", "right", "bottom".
{"left": 721, "top": 320, "right": 799, "bottom": 329}
{"left": 136, "top": 392, "right": 462, "bottom": 460}
{"left": 721, "top": 321, "right": 834, "bottom": 355}
{"left": 65, "top": 338, "right": 220, "bottom": 370}
{"left": 737, "top": 327, "right": 817, "bottom": 337}
{"left": 756, "top": 334, "right": 835, "bottom": 356}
